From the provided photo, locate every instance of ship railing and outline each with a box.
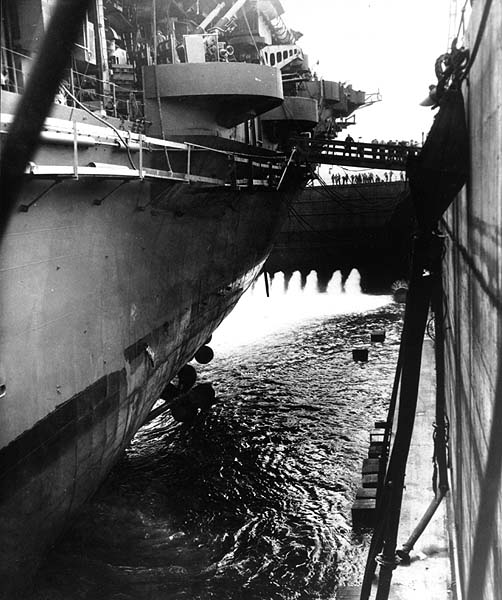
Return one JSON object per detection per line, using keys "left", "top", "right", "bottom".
{"left": 1, "top": 46, "right": 288, "bottom": 188}
{"left": 0, "top": 112, "right": 286, "bottom": 188}
{"left": 19, "top": 157, "right": 285, "bottom": 189}
{"left": 69, "top": 65, "right": 145, "bottom": 125}
{"left": 1, "top": 46, "right": 145, "bottom": 126}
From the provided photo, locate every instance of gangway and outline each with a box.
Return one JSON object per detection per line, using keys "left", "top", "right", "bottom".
{"left": 295, "top": 138, "right": 421, "bottom": 170}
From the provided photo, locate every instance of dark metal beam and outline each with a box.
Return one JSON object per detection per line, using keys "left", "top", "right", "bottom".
{"left": 0, "top": 0, "right": 92, "bottom": 239}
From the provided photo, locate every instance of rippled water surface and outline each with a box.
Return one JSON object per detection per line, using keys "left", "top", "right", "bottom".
{"left": 32, "top": 270, "right": 403, "bottom": 600}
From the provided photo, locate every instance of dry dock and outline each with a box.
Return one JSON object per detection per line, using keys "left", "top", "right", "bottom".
{"left": 266, "top": 181, "right": 410, "bottom": 294}
{"left": 339, "top": 338, "right": 453, "bottom": 600}
{"left": 387, "top": 338, "right": 452, "bottom": 600}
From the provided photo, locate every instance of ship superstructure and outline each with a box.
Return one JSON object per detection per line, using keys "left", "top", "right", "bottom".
{"left": 1, "top": 0, "right": 366, "bottom": 152}
{"left": 0, "top": 1, "right": 367, "bottom": 596}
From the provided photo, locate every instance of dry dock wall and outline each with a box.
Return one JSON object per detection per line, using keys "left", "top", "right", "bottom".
{"left": 265, "top": 181, "right": 412, "bottom": 292}
{"left": 442, "top": 2, "right": 502, "bottom": 599}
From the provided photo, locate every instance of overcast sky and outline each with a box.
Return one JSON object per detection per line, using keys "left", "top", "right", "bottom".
{"left": 281, "top": 0, "right": 453, "bottom": 143}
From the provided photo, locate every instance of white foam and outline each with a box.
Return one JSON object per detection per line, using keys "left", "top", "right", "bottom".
{"left": 211, "top": 270, "right": 391, "bottom": 352}
{"left": 326, "top": 270, "right": 343, "bottom": 295}
{"left": 345, "top": 268, "right": 362, "bottom": 295}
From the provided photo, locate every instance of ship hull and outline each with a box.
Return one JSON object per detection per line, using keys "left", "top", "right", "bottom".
{"left": 0, "top": 169, "right": 298, "bottom": 596}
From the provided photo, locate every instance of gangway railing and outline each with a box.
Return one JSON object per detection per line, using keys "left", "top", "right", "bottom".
{"left": 295, "top": 137, "right": 421, "bottom": 170}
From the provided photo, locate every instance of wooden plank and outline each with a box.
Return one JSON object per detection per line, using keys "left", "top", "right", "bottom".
{"left": 336, "top": 586, "right": 362, "bottom": 599}
{"left": 356, "top": 487, "right": 377, "bottom": 499}
{"left": 370, "top": 429, "right": 386, "bottom": 437}
{"left": 352, "top": 498, "right": 376, "bottom": 528}
{"left": 352, "top": 498, "right": 376, "bottom": 510}
{"left": 368, "top": 442, "right": 384, "bottom": 457}
{"left": 362, "top": 458, "right": 381, "bottom": 474}
{"left": 370, "top": 430, "right": 385, "bottom": 443}
{"left": 362, "top": 473, "right": 379, "bottom": 488}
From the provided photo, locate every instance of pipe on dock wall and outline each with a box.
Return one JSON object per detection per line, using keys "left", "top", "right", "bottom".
{"left": 396, "top": 487, "right": 448, "bottom": 563}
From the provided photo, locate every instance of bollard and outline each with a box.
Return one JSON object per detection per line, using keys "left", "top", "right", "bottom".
{"left": 370, "top": 329, "right": 386, "bottom": 342}
{"left": 352, "top": 347, "right": 369, "bottom": 362}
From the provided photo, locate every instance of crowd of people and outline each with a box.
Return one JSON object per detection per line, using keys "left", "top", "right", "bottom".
{"left": 329, "top": 170, "right": 405, "bottom": 185}
{"left": 370, "top": 138, "right": 420, "bottom": 147}
{"left": 343, "top": 134, "right": 420, "bottom": 148}
{"left": 339, "top": 134, "right": 420, "bottom": 162}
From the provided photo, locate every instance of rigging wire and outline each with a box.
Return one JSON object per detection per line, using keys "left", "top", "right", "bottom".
{"left": 287, "top": 204, "right": 361, "bottom": 245}
{"left": 338, "top": 165, "right": 370, "bottom": 173}
{"left": 241, "top": 7, "right": 263, "bottom": 64}
{"left": 447, "top": 0, "right": 469, "bottom": 49}
{"left": 454, "top": 0, "right": 470, "bottom": 44}
{"left": 0, "top": 0, "right": 93, "bottom": 240}
{"left": 155, "top": 92, "right": 174, "bottom": 173}
{"left": 460, "top": 0, "right": 495, "bottom": 81}
{"left": 285, "top": 200, "right": 388, "bottom": 275}
{"left": 2, "top": 46, "right": 143, "bottom": 98}
{"left": 4, "top": 45, "right": 139, "bottom": 170}
{"left": 307, "top": 165, "right": 360, "bottom": 214}
{"left": 286, "top": 175, "right": 396, "bottom": 246}
{"left": 61, "top": 84, "right": 137, "bottom": 169}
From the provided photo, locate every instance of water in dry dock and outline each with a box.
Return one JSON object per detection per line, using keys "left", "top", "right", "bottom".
{"left": 31, "top": 271, "right": 403, "bottom": 600}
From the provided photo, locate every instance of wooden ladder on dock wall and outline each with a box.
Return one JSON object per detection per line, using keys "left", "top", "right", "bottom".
{"left": 351, "top": 420, "right": 389, "bottom": 529}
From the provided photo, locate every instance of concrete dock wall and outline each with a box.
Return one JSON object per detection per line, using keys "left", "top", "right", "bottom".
{"left": 442, "top": 2, "right": 502, "bottom": 599}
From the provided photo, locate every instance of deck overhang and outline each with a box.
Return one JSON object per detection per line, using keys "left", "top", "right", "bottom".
{"left": 261, "top": 96, "right": 319, "bottom": 130}
{"left": 143, "top": 63, "right": 284, "bottom": 128}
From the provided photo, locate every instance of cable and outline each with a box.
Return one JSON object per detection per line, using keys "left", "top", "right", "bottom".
{"left": 62, "top": 84, "right": 137, "bottom": 169}
{"left": 287, "top": 205, "right": 350, "bottom": 245}
{"left": 287, "top": 201, "right": 383, "bottom": 246}
{"left": 304, "top": 186, "right": 394, "bottom": 216}
{"left": 189, "top": 142, "right": 285, "bottom": 161}
{"left": 241, "top": 7, "right": 263, "bottom": 64}
{"left": 155, "top": 90, "right": 174, "bottom": 173}
{"left": 338, "top": 165, "right": 369, "bottom": 173}
{"left": 0, "top": 0, "right": 92, "bottom": 241}
{"left": 307, "top": 165, "right": 359, "bottom": 214}
{"left": 461, "top": 0, "right": 494, "bottom": 81}
{"left": 2, "top": 47, "right": 143, "bottom": 108}
{"left": 454, "top": 0, "right": 470, "bottom": 45}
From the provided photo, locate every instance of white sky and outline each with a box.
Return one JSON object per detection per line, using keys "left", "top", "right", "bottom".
{"left": 281, "top": 0, "right": 453, "bottom": 143}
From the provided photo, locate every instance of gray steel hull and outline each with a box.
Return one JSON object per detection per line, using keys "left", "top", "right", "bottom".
{"left": 0, "top": 174, "right": 295, "bottom": 596}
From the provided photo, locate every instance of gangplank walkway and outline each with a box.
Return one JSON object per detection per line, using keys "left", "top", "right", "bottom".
{"left": 296, "top": 138, "right": 421, "bottom": 170}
